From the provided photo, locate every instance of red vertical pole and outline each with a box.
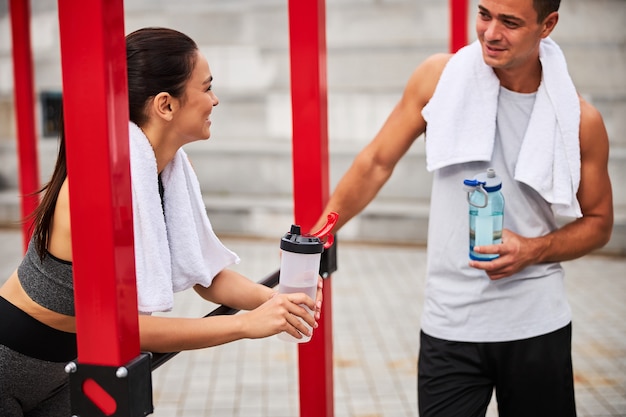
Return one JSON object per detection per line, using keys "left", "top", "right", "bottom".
{"left": 450, "top": 0, "right": 469, "bottom": 53}
{"left": 57, "top": 0, "right": 139, "bottom": 366}
{"left": 9, "top": 0, "right": 40, "bottom": 251}
{"left": 287, "top": 1, "right": 334, "bottom": 417}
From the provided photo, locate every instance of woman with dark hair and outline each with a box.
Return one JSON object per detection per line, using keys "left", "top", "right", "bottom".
{"left": 0, "top": 27, "right": 321, "bottom": 416}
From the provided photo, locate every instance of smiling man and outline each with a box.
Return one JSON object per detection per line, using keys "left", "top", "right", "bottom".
{"left": 312, "top": 0, "right": 614, "bottom": 415}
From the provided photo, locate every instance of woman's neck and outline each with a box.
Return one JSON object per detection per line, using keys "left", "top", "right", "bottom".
{"left": 138, "top": 123, "right": 180, "bottom": 173}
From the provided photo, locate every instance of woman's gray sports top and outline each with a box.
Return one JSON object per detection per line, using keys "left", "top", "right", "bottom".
{"left": 17, "top": 240, "right": 74, "bottom": 316}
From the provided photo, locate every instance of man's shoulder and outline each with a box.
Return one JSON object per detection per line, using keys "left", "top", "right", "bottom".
{"left": 423, "top": 53, "right": 454, "bottom": 73}
{"left": 409, "top": 53, "right": 453, "bottom": 92}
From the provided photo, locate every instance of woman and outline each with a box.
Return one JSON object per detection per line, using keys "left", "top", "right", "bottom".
{"left": 0, "top": 27, "right": 321, "bottom": 416}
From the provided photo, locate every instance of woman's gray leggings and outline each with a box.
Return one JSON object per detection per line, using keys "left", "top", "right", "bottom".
{"left": 0, "top": 344, "right": 71, "bottom": 417}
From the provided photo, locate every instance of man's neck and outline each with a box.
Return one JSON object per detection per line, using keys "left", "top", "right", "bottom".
{"left": 494, "top": 60, "right": 542, "bottom": 93}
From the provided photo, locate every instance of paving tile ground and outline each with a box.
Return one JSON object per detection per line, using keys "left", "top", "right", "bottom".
{"left": 0, "top": 228, "right": 624, "bottom": 416}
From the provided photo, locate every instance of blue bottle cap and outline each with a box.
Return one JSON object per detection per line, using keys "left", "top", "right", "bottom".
{"left": 472, "top": 168, "right": 502, "bottom": 192}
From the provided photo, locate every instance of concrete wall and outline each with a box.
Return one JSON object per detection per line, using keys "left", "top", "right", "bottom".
{"left": 0, "top": 0, "right": 624, "bottom": 254}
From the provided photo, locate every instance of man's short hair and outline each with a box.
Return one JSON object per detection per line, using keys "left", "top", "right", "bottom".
{"left": 534, "top": 0, "right": 561, "bottom": 22}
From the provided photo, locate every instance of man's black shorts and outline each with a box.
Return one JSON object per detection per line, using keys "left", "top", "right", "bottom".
{"left": 418, "top": 323, "right": 577, "bottom": 417}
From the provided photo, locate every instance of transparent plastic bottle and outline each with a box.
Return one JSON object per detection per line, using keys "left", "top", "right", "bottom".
{"left": 463, "top": 168, "right": 505, "bottom": 261}
{"left": 277, "top": 225, "right": 323, "bottom": 343}
{"left": 277, "top": 213, "right": 338, "bottom": 343}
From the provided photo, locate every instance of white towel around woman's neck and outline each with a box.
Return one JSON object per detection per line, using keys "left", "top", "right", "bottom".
{"left": 129, "top": 122, "right": 240, "bottom": 313}
{"left": 422, "top": 37, "right": 582, "bottom": 218}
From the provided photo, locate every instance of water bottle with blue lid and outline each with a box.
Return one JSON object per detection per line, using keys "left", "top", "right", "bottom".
{"left": 463, "top": 168, "right": 505, "bottom": 261}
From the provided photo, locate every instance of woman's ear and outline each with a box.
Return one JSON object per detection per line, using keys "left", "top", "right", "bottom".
{"left": 151, "top": 92, "right": 176, "bottom": 121}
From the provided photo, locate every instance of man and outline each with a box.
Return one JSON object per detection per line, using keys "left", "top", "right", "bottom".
{"left": 315, "top": 0, "right": 613, "bottom": 415}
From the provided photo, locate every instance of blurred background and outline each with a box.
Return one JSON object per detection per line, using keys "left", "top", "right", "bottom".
{"left": 0, "top": 0, "right": 624, "bottom": 253}
{"left": 0, "top": 2, "right": 624, "bottom": 416}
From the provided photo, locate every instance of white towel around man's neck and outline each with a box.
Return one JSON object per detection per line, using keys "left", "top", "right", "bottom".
{"left": 422, "top": 37, "right": 582, "bottom": 218}
{"left": 129, "top": 122, "right": 239, "bottom": 313}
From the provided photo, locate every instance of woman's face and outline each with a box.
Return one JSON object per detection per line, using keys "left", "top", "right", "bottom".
{"left": 171, "top": 51, "right": 219, "bottom": 143}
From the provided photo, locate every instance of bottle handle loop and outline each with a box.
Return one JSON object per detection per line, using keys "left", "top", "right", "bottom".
{"left": 463, "top": 179, "right": 489, "bottom": 209}
{"left": 310, "top": 212, "right": 339, "bottom": 249}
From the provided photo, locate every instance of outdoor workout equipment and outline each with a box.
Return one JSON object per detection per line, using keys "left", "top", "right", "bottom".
{"left": 8, "top": 0, "right": 468, "bottom": 415}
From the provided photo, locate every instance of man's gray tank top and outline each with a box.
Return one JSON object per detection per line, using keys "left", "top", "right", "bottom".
{"left": 420, "top": 86, "right": 572, "bottom": 342}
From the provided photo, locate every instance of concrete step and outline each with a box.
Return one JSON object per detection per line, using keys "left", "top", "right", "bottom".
{"left": 1, "top": 137, "right": 625, "bottom": 255}
{"left": 2, "top": 185, "right": 624, "bottom": 256}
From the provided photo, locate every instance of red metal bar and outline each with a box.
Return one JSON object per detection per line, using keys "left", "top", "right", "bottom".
{"left": 450, "top": 0, "right": 469, "bottom": 53}
{"left": 9, "top": 0, "right": 40, "bottom": 251}
{"left": 57, "top": 0, "right": 139, "bottom": 366}
{"left": 287, "top": 1, "right": 334, "bottom": 416}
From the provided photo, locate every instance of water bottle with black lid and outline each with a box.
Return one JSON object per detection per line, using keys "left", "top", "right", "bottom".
{"left": 277, "top": 212, "right": 338, "bottom": 343}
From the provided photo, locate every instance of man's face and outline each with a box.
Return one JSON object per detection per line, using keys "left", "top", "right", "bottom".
{"left": 475, "top": 0, "right": 549, "bottom": 71}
